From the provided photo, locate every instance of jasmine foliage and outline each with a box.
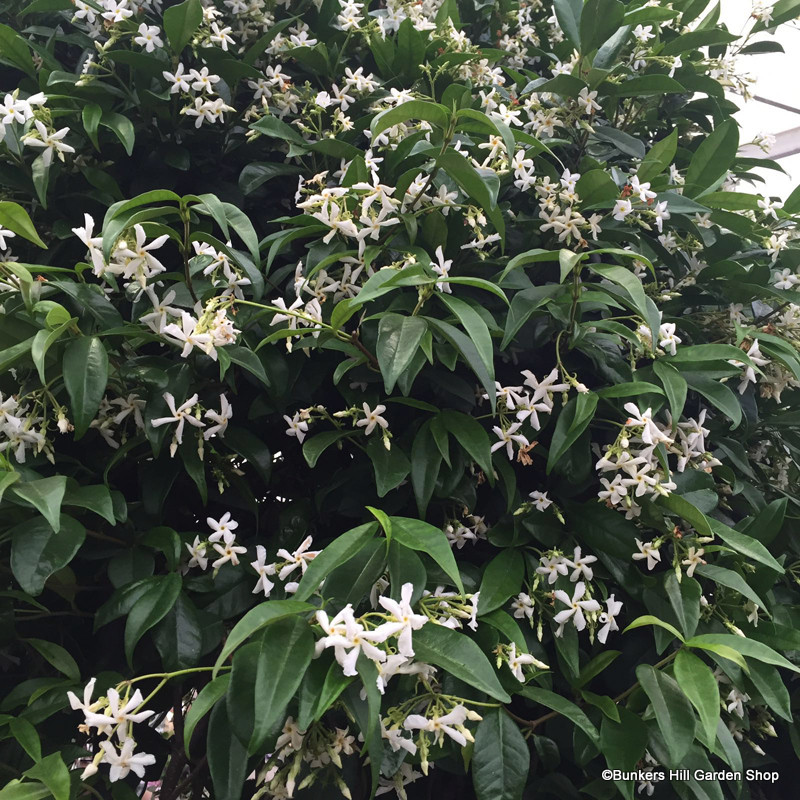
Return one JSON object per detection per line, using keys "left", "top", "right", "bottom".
{"left": 0, "top": 0, "right": 799, "bottom": 799}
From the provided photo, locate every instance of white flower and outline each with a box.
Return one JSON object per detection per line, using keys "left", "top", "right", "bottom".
{"left": 0, "top": 226, "right": 16, "bottom": 251}
{"left": 210, "top": 22, "right": 235, "bottom": 50}
{"left": 203, "top": 395, "right": 232, "bottom": 439}
{"left": 316, "top": 608, "right": 388, "bottom": 675}
{"left": 577, "top": 87, "right": 601, "bottom": 114}
{"left": 653, "top": 200, "right": 670, "bottom": 233}
{"left": 612, "top": 198, "right": 633, "bottom": 221}
{"left": 356, "top": 402, "right": 388, "bottom": 435}
{"left": 403, "top": 705, "right": 472, "bottom": 747}
{"left": 623, "top": 403, "right": 671, "bottom": 446}
{"left": 658, "top": 322, "right": 682, "bottom": 355}
{"left": 251, "top": 545, "right": 276, "bottom": 597}
{"left": 681, "top": 546, "right": 705, "bottom": 578}
{"left": 207, "top": 512, "right": 238, "bottom": 543}
{"left": 284, "top": 412, "right": 309, "bottom": 443}
{"left": 529, "top": 490, "right": 552, "bottom": 511}
{"left": 186, "top": 536, "right": 208, "bottom": 570}
{"left": 101, "top": 0, "right": 134, "bottom": 23}
{"left": 83, "top": 688, "right": 154, "bottom": 732}
{"left": 276, "top": 535, "right": 319, "bottom": 580}
{"left": 211, "top": 530, "right": 247, "bottom": 569}
{"left": 632, "top": 538, "right": 661, "bottom": 570}
{"left": 597, "top": 595, "right": 623, "bottom": 644}
{"left": 566, "top": 546, "right": 597, "bottom": 582}
{"left": 491, "top": 422, "right": 529, "bottom": 460}
{"left": 377, "top": 582, "right": 428, "bottom": 657}
{"left": 629, "top": 175, "right": 657, "bottom": 203}
{"left": 163, "top": 313, "right": 215, "bottom": 358}
{"left": 150, "top": 392, "right": 205, "bottom": 454}
{"left": 432, "top": 245, "right": 453, "bottom": 293}
{"left": 23, "top": 120, "right": 75, "bottom": 167}
{"left": 633, "top": 24, "right": 655, "bottom": 43}
{"left": 725, "top": 687, "right": 750, "bottom": 718}
{"left": 99, "top": 738, "right": 156, "bottom": 782}
{"left": 553, "top": 581, "right": 601, "bottom": 634}
{"left": 536, "top": 555, "right": 568, "bottom": 585}
{"left": 520, "top": 368, "right": 569, "bottom": 404}
{"left": 511, "top": 592, "right": 534, "bottom": 620}
{"left": 188, "top": 67, "right": 220, "bottom": 94}
{"left": 134, "top": 24, "right": 163, "bottom": 53}
{"left": 67, "top": 677, "right": 98, "bottom": 716}
{"left": 163, "top": 63, "right": 190, "bottom": 94}
{"left": 507, "top": 642, "right": 547, "bottom": 681}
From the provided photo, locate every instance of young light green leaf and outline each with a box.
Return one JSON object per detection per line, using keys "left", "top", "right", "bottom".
{"left": 9, "top": 477, "right": 67, "bottom": 533}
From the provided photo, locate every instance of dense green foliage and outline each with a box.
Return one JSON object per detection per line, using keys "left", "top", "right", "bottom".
{"left": 1, "top": 0, "right": 800, "bottom": 799}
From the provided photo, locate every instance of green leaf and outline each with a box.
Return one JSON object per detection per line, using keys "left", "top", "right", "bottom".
{"left": 376, "top": 313, "right": 428, "bottom": 393}
{"left": 580, "top": 0, "right": 624, "bottom": 53}
{"left": 747, "top": 660, "right": 792, "bottom": 721}
{"left": 249, "top": 616, "right": 314, "bottom": 754}
{"left": 478, "top": 549, "right": 524, "bottom": 615}
{"left": 653, "top": 360, "right": 687, "bottom": 420}
{"left": 684, "top": 373, "right": 741, "bottom": 427}
{"left": 661, "top": 28, "right": 738, "bottom": 55}
{"left": 124, "top": 573, "right": 181, "bottom": 665}
{"left": 0, "top": 202, "right": 46, "bottom": 248}
{"left": 685, "top": 633, "right": 800, "bottom": 674}
{"left": 590, "top": 262, "right": 660, "bottom": 342}
{"left": 184, "top": 674, "right": 230, "bottom": 756}
{"left": 25, "top": 639, "right": 79, "bottom": 681}
{"left": 207, "top": 701, "right": 248, "bottom": 800}
{"left": 23, "top": 754, "right": 70, "bottom": 800}
{"left": 388, "top": 541, "right": 427, "bottom": 604}
{"left": 600, "top": 706, "right": 647, "bottom": 770}
{"left": 608, "top": 75, "right": 686, "bottom": 97}
{"left": 684, "top": 640, "right": 748, "bottom": 671}
{"left": 664, "top": 573, "right": 701, "bottom": 639}
{"left": 436, "top": 149, "right": 505, "bottom": 242}
{"left": 370, "top": 100, "right": 451, "bottom": 139}
{"left": 63, "top": 336, "right": 109, "bottom": 439}
{"left": 636, "top": 664, "right": 695, "bottom": 766}
{"left": 623, "top": 614, "right": 685, "bottom": 642}
{"left": 674, "top": 649, "right": 720, "bottom": 748}
{"left": 0, "top": 24, "right": 35, "bottom": 76}
{"left": 10, "top": 515, "right": 85, "bottom": 596}
{"left": 437, "top": 294, "right": 495, "bottom": 386}
{"left": 163, "top": 0, "right": 203, "bottom": 53}
{"left": 293, "top": 522, "right": 378, "bottom": 602}
{"left": 573, "top": 650, "right": 622, "bottom": 689}
{"left": 152, "top": 592, "right": 203, "bottom": 671}
{"left": 0, "top": 781, "right": 52, "bottom": 800}
{"left": 82, "top": 103, "right": 102, "bottom": 151}
{"left": 213, "top": 599, "right": 314, "bottom": 673}
{"left": 574, "top": 170, "right": 619, "bottom": 207}
{"left": 694, "top": 564, "right": 767, "bottom": 612}
{"left": 9, "top": 717, "right": 41, "bottom": 762}
{"left": 520, "top": 687, "right": 600, "bottom": 745}
{"left": 553, "top": 0, "right": 582, "bottom": 48}
{"left": 596, "top": 381, "right": 663, "bottom": 399}
{"left": 302, "top": 430, "right": 351, "bottom": 468}
{"left": 354, "top": 658, "right": 382, "bottom": 795}
{"left": 10, "top": 477, "right": 66, "bottom": 533}
{"left": 390, "top": 516, "right": 464, "bottom": 594}
{"left": 472, "top": 708, "right": 529, "bottom": 800}
{"left": 224, "top": 344, "right": 269, "bottom": 386}
{"left": 439, "top": 409, "right": 494, "bottom": 479}
{"left": 685, "top": 119, "right": 739, "bottom": 197}
{"left": 546, "top": 393, "right": 598, "bottom": 474}
{"left": 410, "top": 421, "right": 442, "bottom": 516}
{"left": 413, "top": 624, "right": 510, "bottom": 702}
{"left": 366, "top": 437, "right": 411, "bottom": 497}
{"left": 63, "top": 484, "right": 116, "bottom": 526}
{"left": 99, "top": 112, "right": 135, "bottom": 156}
{"left": 500, "top": 285, "right": 562, "bottom": 348}
{"left": 30, "top": 320, "right": 74, "bottom": 384}
{"left": 239, "top": 162, "right": 303, "bottom": 195}
{"left": 638, "top": 130, "right": 678, "bottom": 183}
{"left": 657, "top": 493, "right": 782, "bottom": 573}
